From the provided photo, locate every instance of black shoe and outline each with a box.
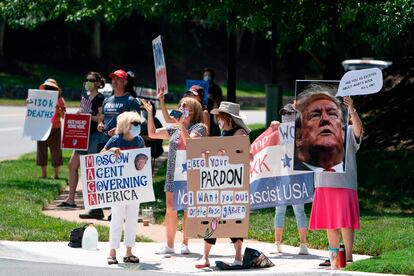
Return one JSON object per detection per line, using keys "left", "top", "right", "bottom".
{"left": 79, "top": 208, "right": 104, "bottom": 220}
{"left": 319, "top": 259, "right": 330, "bottom": 267}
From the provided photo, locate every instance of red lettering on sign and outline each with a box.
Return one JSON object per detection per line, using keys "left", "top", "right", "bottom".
{"left": 86, "top": 168, "right": 95, "bottom": 181}
{"left": 85, "top": 155, "right": 94, "bottom": 168}
{"left": 87, "top": 181, "right": 96, "bottom": 193}
{"left": 88, "top": 194, "right": 97, "bottom": 206}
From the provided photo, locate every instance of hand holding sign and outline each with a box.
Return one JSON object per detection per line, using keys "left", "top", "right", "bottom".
{"left": 337, "top": 68, "right": 383, "bottom": 97}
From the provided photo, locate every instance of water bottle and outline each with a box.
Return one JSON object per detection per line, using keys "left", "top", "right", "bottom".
{"left": 149, "top": 207, "right": 155, "bottom": 224}
{"left": 82, "top": 223, "right": 99, "bottom": 250}
{"left": 339, "top": 244, "right": 346, "bottom": 268}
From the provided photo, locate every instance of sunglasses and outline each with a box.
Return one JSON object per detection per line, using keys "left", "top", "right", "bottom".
{"left": 85, "top": 79, "right": 99, "bottom": 83}
{"left": 131, "top": 122, "right": 141, "bottom": 126}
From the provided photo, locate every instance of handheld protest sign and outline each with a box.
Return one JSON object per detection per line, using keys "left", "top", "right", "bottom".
{"left": 337, "top": 68, "right": 383, "bottom": 97}
{"left": 61, "top": 113, "right": 91, "bottom": 151}
{"left": 293, "top": 80, "right": 348, "bottom": 173}
{"left": 152, "top": 35, "right": 168, "bottom": 95}
{"left": 185, "top": 136, "right": 250, "bottom": 239}
{"left": 186, "top": 80, "right": 209, "bottom": 106}
{"left": 80, "top": 148, "right": 155, "bottom": 209}
{"left": 23, "top": 89, "right": 58, "bottom": 141}
{"left": 249, "top": 124, "right": 314, "bottom": 210}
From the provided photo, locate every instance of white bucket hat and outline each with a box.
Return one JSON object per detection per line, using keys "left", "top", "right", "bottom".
{"left": 211, "top": 101, "right": 251, "bottom": 134}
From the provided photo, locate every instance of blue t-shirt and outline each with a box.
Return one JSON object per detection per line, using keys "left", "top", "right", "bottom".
{"left": 102, "top": 93, "right": 140, "bottom": 133}
{"left": 104, "top": 134, "right": 145, "bottom": 150}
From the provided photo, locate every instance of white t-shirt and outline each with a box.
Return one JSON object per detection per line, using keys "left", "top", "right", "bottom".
{"left": 314, "top": 125, "right": 361, "bottom": 190}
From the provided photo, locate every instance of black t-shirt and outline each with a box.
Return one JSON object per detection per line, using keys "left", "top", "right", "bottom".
{"left": 89, "top": 93, "right": 105, "bottom": 134}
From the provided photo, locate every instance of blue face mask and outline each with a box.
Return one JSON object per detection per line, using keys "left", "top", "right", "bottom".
{"left": 130, "top": 124, "right": 141, "bottom": 137}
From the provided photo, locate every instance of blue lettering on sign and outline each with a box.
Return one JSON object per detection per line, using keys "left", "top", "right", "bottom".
{"left": 27, "top": 109, "right": 54, "bottom": 118}
{"left": 153, "top": 42, "right": 165, "bottom": 68}
{"left": 173, "top": 181, "right": 187, "bottom": 210}
{"left": 95, "top": 153, "right": 129, "bottom": 166}
{"left": 249, "top": 173, "right": 314, "bottom": 210}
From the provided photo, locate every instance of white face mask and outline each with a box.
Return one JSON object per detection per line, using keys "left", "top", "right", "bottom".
{"left": 218, "top": 119, "right": 225, "bottom": 129}
{"left": 129, "top": 124, "right": 141, "bottom": 137}
{"left": 84, "top": 81, "right": 95, "bottom": 92}
{"left": 282, "top": 114, "right": 295, "bottom": 123}
{"left": 182, "top": 108, "right": 190, "bottom": 118}
{"left": 203, "top": 75, "right": 212, "bottom": 83}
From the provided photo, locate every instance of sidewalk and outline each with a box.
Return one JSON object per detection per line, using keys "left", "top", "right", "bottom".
{"left": 0, "top": 241, "right": 378, "bottom": 275}
{"left": 35, "top": 149, "right": 380, "bottom": 275}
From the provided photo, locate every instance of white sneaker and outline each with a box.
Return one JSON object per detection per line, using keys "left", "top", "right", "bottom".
{"left": 232, "top": 260, "right": 243, "bottom": 266}
{"left": 180, "top": 244, "right": 190, "bottom": 255}
{"left": 298, "top": 243, "right": 309, "bottom": 255}
{"left": 270, "top": 241, "right": 282, "bottom": 254}
{"left": 155, "top": 245, "right": 174, "bottom": 254}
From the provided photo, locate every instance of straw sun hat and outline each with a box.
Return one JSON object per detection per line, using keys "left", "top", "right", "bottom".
{"left": 211, "top": 101, "right": 251, "bottom": 134}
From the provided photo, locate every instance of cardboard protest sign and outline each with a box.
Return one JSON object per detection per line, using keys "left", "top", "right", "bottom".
{"left": 337, "top": 68, "right": 383, "bottom": 97}
{"left": 294, "top": 80, "right": 348, "bottom": 173}
{"left": 250, "top": 123, "right": 314, "bottom": 210}
{"left": 185, "top": 136, "right": 250, "bottom": 239}
{"left": 23, "top": 89, "right": 58, "bottom": 141}
{"left": 80, "top": 148, "right": 155, "bottom": 209}
{"left": 185, "top": 80, "right": 209, "bottom": 106}
{"left": 152, "top": 35, "right": 168, "bottom": 95}
{"left": 61, "top": 113, "right": 91, "bottom": 151}
{"left": 173, "top": 134, "right": 188, "bottom": 211}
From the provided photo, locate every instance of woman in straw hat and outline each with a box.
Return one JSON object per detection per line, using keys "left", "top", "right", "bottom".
{"left": 195, "top": 101, "right": 250, "bottom": 268}
{"left": 37, "top": 79, "right": 66, "bottom": 179}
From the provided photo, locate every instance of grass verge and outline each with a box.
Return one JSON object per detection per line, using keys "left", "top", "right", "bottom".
{"left": 0, "top": 151, "right": 148, "bottom": 242}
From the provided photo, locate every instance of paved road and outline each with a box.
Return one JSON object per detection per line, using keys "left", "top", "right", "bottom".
{"left": 0, "top": 106, "right": 266, "bottom": 160}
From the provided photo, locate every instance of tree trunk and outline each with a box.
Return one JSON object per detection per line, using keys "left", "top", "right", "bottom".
{"left": 0, "top": 17, "right": 5, "bottom": 57}
{"left": 270, "top": 21, "right": 278, "bottom": 83}
{"left": 91, "top": 20, "right": 101, "bottom": 59}
{"left": 66, "top": 27, "right": 72, "bottom": 59}
{"left": 227, "top": 30, "right": 237, "bottom": 102}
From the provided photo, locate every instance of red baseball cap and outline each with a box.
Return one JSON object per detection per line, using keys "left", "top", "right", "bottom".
{"left": 109, "top": 69, "right": 128, "bottom": 80}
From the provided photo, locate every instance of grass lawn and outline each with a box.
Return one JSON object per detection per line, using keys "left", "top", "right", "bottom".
{"left": 144, "top": 124, "right": 414, "bottom": 275}
{"left": 0, "top": 150, "right": 148, "bottom": 242}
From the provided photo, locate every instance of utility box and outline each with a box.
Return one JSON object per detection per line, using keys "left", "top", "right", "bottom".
{"left": 265, "top": 84, "right": 282, "bottom": 126}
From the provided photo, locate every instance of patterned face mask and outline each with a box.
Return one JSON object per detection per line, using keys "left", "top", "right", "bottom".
{"left": 84, "top": 81, "right": 95, "bottom": 92}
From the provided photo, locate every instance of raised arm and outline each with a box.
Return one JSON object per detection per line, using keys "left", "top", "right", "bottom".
{"left": 158, "top": 91, "right": 177, "bottom": 124}
{"left": 142, "top": 100, "right": 170, "bottom": 140}
{"left": 343, "top": 96, "right": 363, "bottom": 139}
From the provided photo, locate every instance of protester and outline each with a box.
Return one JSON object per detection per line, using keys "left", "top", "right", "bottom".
{"left": 142, "top": 97, "right": 207, "bottom": 255}
{"left": 101, "top": 111, "right": 145, "bottom": 265}
{"left": 185, "top": 85, "right": 211, "bottom": 135}
{"left": 195, "top": 101, "right": 250, "bottom": 268}
{"left": 58, "top": 72, "right": 106, "bottom": 208}
{"left": 36, "top": 79, "right": 66, "bottom": 179}
{"left": 269, "top": 104, "right": 308, "bottom": 255}
{"left": 203, "top": 68, "right": 223, "bottom": 109}
{"left": 294, "top": 85, "right": 346, "bottom": 172}
{"left": 295, "top": 88, "right": 363, "bottom": 265}
{"left": 79, "top": 69, "right": 140, "bottom": 220}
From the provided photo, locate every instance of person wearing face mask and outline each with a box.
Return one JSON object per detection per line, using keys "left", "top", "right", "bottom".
{"left": 142, "top": 97, "right": 207, "bottom": 255}
{"left": 58, "top": 72, "right": 105, "bottom": 208}
{"left": 100, "top": 111, "right": 145, "bottom": 265}
{"left": 195, "top": 101, "right": 250, "bottom": 269}
{"left": 269, "top": 103, "right": 309, "bottom": 255}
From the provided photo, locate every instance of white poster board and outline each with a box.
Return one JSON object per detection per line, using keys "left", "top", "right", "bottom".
{"left": 22, "top": 89, "right": 58, "bottom": 141}
{"left": 152, "top": 35, "right": 168, "bottom": 95}
{"left": 337, "top": 68, "right": 383, "bottom": 97}
{"left": 80, "top": 148, "right": 155, "bottom": 209}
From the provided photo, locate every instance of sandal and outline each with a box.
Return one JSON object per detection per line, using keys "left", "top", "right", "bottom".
{"left": 107, "top": 256, "right": 118, "bottom": 265}
{"left": 123, "top": 255, "right": 140, "bottom": 263}
{"left": 195, "top": 258, "right": 210, "bottom": 269}
{"left": 319, "top": 259, "right": 330, "bottom": 267}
